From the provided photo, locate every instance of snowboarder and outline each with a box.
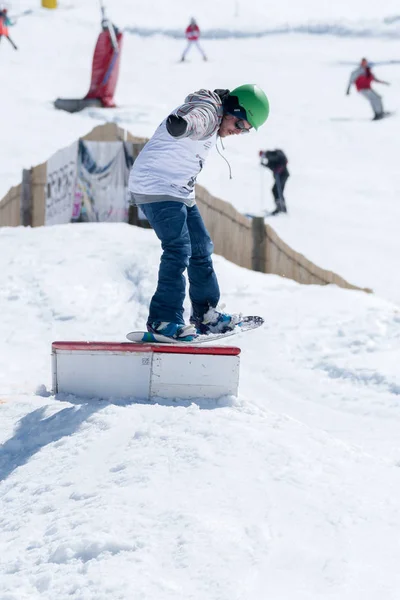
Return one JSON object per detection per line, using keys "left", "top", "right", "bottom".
{"left": 260, "top": 149, "right": 289, "bottom": 215}
{"left": 346, "top": 58, "right": 390, "bottom": 120}
{"left": 180, "top": 18, "right": 207, "bottom": 63}
{"left": 129, "top": 84, "right": 270, "bottom": 341}
{"left": 0, "top": 7, "right": 17, "bottom": 50}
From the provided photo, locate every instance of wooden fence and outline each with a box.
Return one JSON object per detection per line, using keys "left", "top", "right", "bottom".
{"left": 195, "top": 186, "right": 371, "bottom": 292}
{"left": 0, "top": 183, "right": 21, "bottom": 227}
{"left": 0, "top": 123, "right": 371, "bottom": 293}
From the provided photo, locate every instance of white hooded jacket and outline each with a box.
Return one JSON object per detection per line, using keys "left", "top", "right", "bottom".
{"left": 129, "top": 90, "right": 224, "bottom": 207}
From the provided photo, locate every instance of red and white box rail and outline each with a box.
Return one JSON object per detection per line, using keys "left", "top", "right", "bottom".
{"left": 52, "top": 342, "right": 241, "bottom": 401}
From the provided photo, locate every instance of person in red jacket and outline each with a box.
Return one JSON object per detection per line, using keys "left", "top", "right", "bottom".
{"left": 181, "top": 18, "right": 207, "bottom": 63}
{"left": 346, "top": 58, "right": 390, "bottom": 120}
{"left": 0, "top": 7, "right": 17, "bottom": 49}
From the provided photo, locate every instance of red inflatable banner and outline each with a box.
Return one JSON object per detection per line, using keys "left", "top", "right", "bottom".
{"left": 85, "top": 30, "right": 123, "bottom": 108}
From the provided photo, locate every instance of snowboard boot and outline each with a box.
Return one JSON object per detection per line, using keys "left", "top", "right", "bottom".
{"left": 190, "top": 307, "right": 242, "bottom": 335}
{"left": 147, "top": 321, "right": 197, "bottom": 341}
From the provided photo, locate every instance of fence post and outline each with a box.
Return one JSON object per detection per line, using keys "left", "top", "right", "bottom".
{"left": 128, "top": 205, "right": 139, "bottom": 226}
{"left": 252, "top": 216, "right": 266, "bottom": 272}
{"left": 20, "top": 168, "right": 33, "bottom": 227}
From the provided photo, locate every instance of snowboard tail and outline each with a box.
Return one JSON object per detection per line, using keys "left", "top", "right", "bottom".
{"left": 126, "top": 316, "right": 264, "bottom": 345}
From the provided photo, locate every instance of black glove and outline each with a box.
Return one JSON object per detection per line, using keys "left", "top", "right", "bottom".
{"left": 166, "top": 114, "right": 187, "bottom": 137}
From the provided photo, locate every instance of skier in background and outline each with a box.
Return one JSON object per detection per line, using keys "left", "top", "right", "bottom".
{"left": 346, "top": 58, "right": 390, "bottom": 120}
{"left": 0, "top": 7, "right": 17, "bottom": 50}
{"left": 260, "top": 149, "right": 289, "bottom": 215}
{"left": 180, "top": 18, "right": 207, "bottom": 62}
{"left": 129, "top": 84, "right": 270, "bottom": 341}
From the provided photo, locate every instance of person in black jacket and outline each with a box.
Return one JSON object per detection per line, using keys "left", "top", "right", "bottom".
{"left": 260, "top": 149, "right": 289, "bottom": 215}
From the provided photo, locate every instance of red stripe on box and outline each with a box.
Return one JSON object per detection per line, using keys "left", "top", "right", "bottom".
{"left": 51, "top": 341, "right": 241, "bottom": 356}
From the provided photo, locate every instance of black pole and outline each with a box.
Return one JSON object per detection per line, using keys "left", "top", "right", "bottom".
{"left": 6, "top": 35, "right": 18, "bottom": 50}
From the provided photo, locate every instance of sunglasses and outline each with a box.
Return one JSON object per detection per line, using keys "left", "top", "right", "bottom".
{"left": 234, "top": 119, "right": 252, "bottom": 133}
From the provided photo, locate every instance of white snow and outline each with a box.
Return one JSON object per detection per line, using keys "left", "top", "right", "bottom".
{"left": 1, "top": 1, "right": 400, "bottom": 599}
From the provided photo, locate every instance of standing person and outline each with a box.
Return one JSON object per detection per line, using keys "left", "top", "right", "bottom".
{"left": 346, "top": 58, "right": 390, "bottom": 120}
{"left": 259, "top": 149, "right": 289, "bottom": 215}
{"left": 0, "top": 7, "right": 17, "bottom": 50}
{"left": 129, "top": 84, "right": 270, "bottom": 341}
{"left": 181, "top": 18, "right": 207, "bottom": 63}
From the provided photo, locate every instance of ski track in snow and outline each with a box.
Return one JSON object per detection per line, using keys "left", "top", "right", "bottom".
{"left": 124, "top": 19, "right": 400, "bottom": 40}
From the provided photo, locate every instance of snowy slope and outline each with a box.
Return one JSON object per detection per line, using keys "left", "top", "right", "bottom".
{"left": 1, "top": 1, "right": 400, "bottom": 598}
{"left": 1, "top": 0, "right": 400, "bottom": 302}
{"left": 1, "top": 224, "right": 400, "bottom": 599}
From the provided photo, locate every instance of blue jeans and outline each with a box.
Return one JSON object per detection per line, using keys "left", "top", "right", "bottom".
{"left": 139, "top": 201, "right": 220, "bottom": 325}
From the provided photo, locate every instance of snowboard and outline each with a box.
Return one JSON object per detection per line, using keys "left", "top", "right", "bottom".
{"left": 372, "top": 111, "right": 395, "bottom": 121}
{"left": 126, "top": 316, "right": 264, "bottom": 345}
{"left": 331, "top": 111, "right": 395, "bottom": 123}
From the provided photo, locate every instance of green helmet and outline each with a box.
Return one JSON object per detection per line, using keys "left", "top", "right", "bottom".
{"left": 227, "top": 84, "right": 270, "bottom": 130}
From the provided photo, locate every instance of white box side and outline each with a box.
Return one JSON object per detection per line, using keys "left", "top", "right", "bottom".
{"left": 150, "top": 354, "right": 240, "bottom": 400}
{"left": 54, "top": 351, "right": 152, "bottom": 400}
